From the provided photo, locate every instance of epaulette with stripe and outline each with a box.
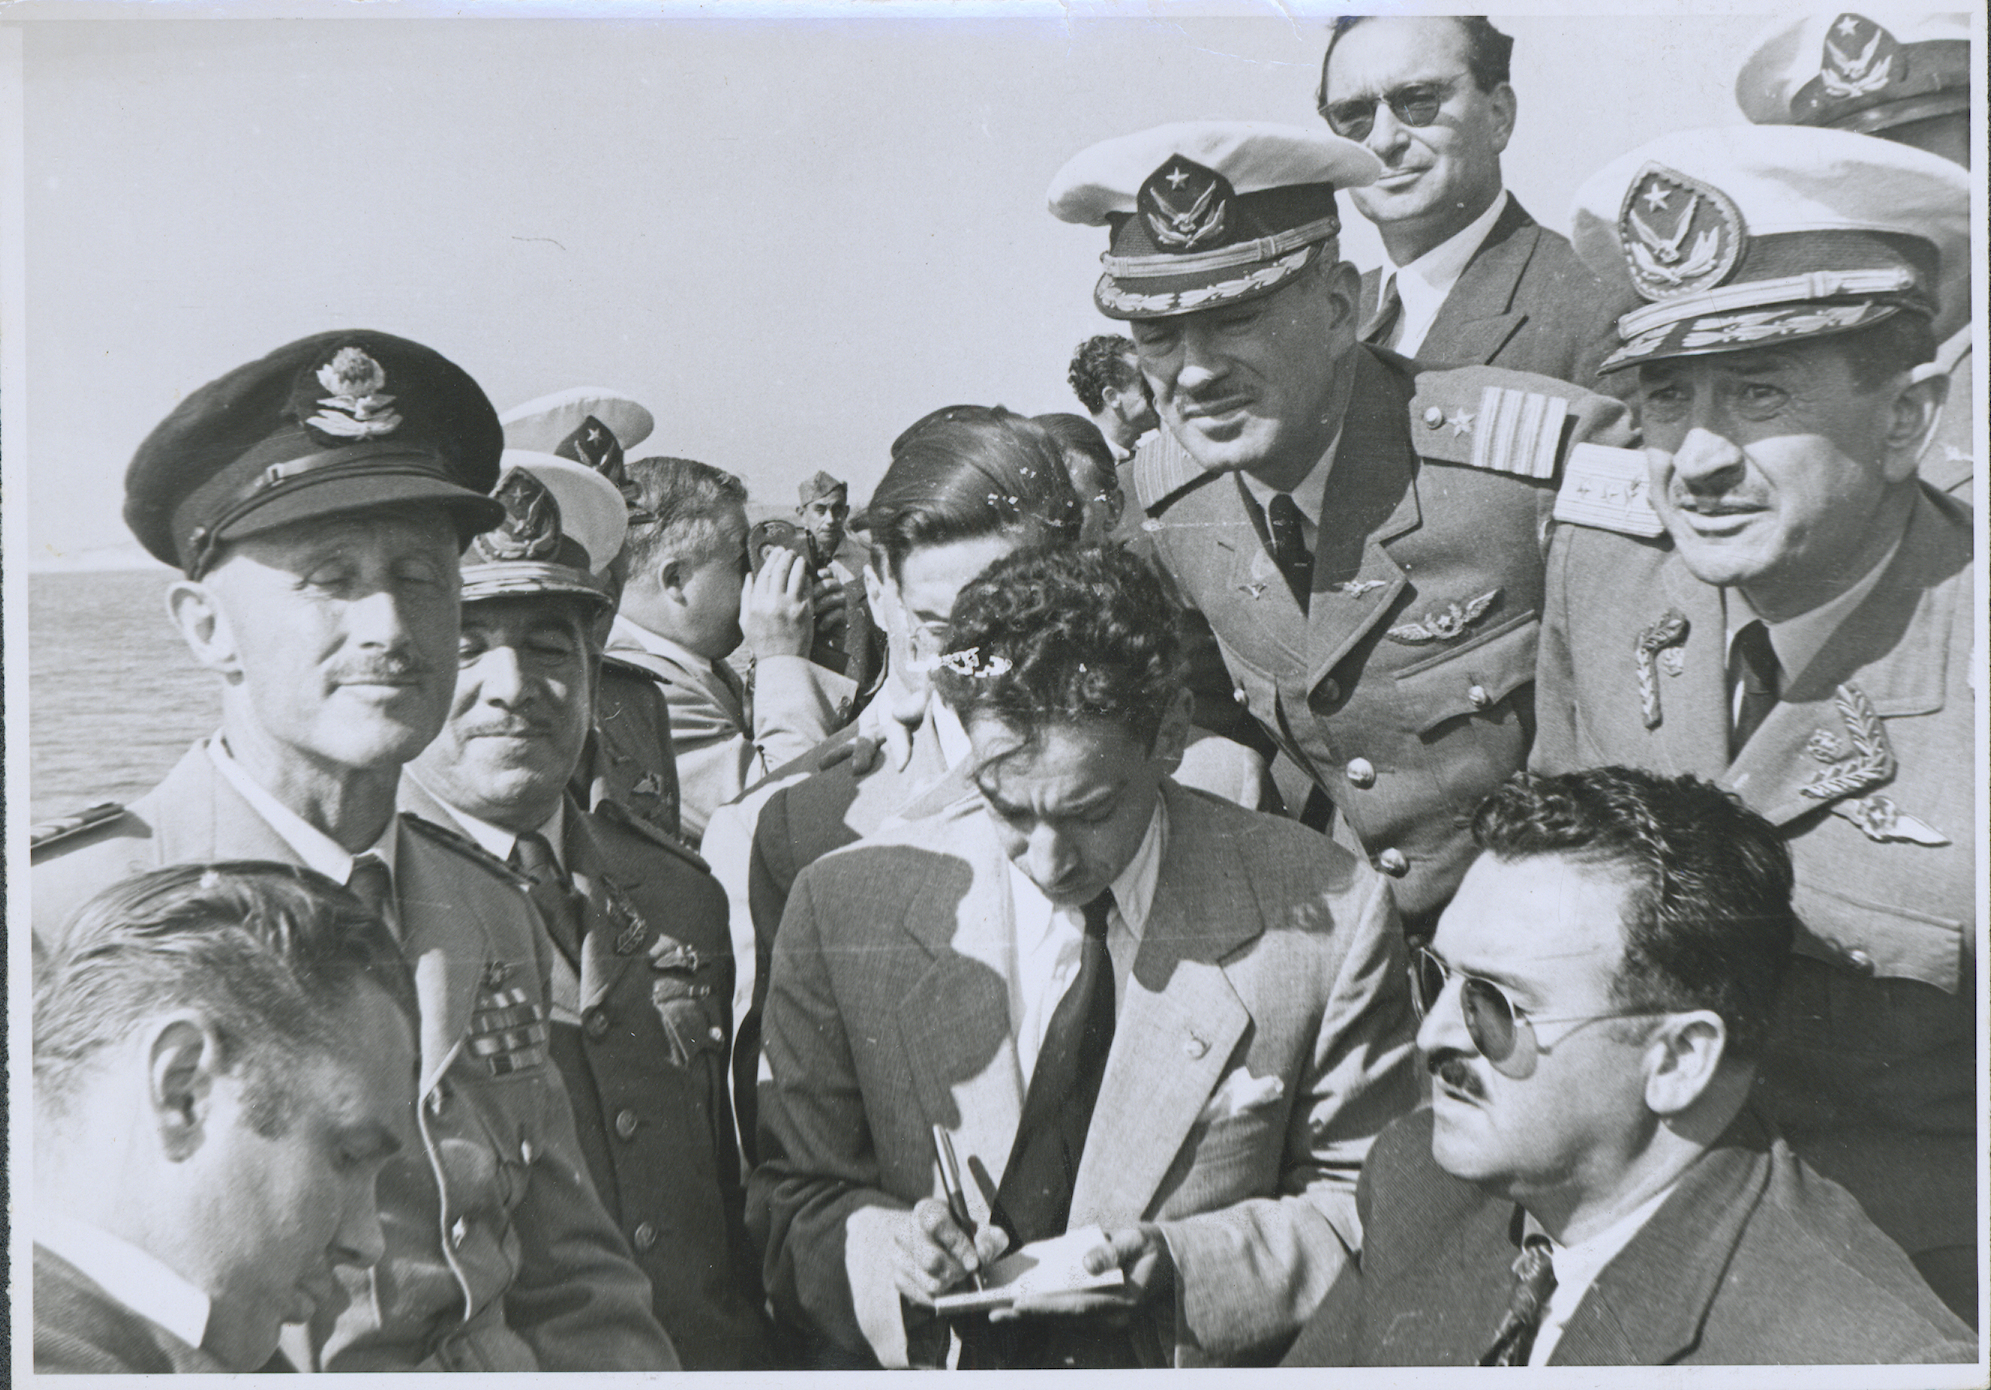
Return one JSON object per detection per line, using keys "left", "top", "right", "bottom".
{"left": 30, "top": 801, "right": 129, "bottom": 857}
{"left": 1407, "top": 373, "right": 1591, "bottom": 481}
{"left": 592, "top": 796, "right": 713, "bottom": 874}
{"left": 398, "top": 810, "right": 532, "bottom": 886}
{"left": 1551, "top": 443, "right": 1666, "bottom": 537}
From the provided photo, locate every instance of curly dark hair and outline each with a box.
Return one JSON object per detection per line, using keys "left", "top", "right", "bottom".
{"left": 1470, "top": 767, "right": 1798, "bottom": 1060}
{"left": 932, "top": 543, "right": 1185, "bottom": 748}
{"left": 1318, "top": 16, "right": 1514, "bottom": 114}
{"left": 1066, "top": 335, "right": 1145, "bottom": 414}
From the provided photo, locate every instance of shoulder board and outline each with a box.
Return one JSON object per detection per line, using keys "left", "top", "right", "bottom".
{"left": 591, "top": 797, "right": 713, "bottom": 874}
{"left": 1552, "top": 444, "right": 1666, "bottom": 537}
{"left": 1410, "top": 371, "right": 1593, "bottom": 480}
{"left": 30, "top": 800, "right": 129, "bottom": 855}
{"left": 598, "top": 651, "right": 663, "bottom": 685}
{"left": 1131, "top": 432, "right": 1219, "bottom": 518}
{"left": 397, "top": 810, "right": 531, "bottom": 886}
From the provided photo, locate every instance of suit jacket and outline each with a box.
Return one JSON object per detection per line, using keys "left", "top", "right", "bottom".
{"left": 1283, "top": 1108, "right": 1974, "bottom": 1366}
{"left": 31, "top": 743, "right": 676, "bottom": 1372}
{"left": 34, "top": 1246, "right": 228, "bottom": 1374}
{"left": 748, "top": 780, "right": 1420, "bottom": 1367}
{"left": 1142, "top": 345, "right": 1633, "bottom": 925}
{"left": 397, "top": 779, "right": 772, "bottom": 1368}
{"left": 573, "top": 652, "right": 683, "bottom": 837}
{"left": 1533, "top": 489, "right": 1975, "bottom": 1259}
{"left": 606, "top": 615, "right": 856, "bottom": 844}
{"left": 1356, "top": 196, "right": 1632, "bottom": 392}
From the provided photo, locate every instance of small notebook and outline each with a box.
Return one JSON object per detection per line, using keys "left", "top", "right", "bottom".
{"left": 931, "top": 1226, "right": 1127, "bottom": 1314}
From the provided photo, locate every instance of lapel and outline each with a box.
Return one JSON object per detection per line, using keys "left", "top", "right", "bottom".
{"left": 1548, "top": 1116, "right": 1771, "bottom": 1365}
{"left": 144, "top": 741, "right": 299, "bottom": 866}
{"left": 1421, "top": 197, "right": 1538, "bottom": 366}
{"left": 1301, "top": 347, "right": 1422, "bottom": 692}
{"left": 892, "top": 807, "right": 1025, "bottom": 1226}
{"left": 1722, "top": 495, "right": 1961, "bottom": 824}
{"left": 562, "top": 799, "right": 641, "bottom": 1013}
{"left": 1217, "top": 475, "right": 1312, "bottom": 670}
{"left": 1070, "top": 784, "right": 1259, "bottom": 1225}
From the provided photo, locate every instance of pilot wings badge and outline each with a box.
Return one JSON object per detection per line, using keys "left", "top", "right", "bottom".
{"left": 1819, "top": 13, "right": 1894, "bottom": 99}
{"left": 1141, "top": 159, "right": 1231, "bottom": 253}
{"left": 1618, "top": 163, "right": 1745, "bottom": 302}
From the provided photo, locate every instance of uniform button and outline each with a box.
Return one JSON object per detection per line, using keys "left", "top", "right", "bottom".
{"left": 520, "top": 1140, "right": 536, "bottom": 1165}
{"left": 1377, "top": 848, "right": 1410, "bottom": 877}
{"left": 1422, "top": 406, "right": 1445, "bottom": 428}
{"left": 1320, "top": 679, "right": 1341, "bottom": 704}
{"left": 1184, "top": 1036, "right": 1208, "bottom": 1059}
{"left": 1345, "top": 758, "right": 1376, "bottom": 788}
{"left": 614, "top": 1109, "right": 640, "bottom": 1140}
{"left": 1467, "top": 684, "right": 1490, "bottom": 709}
{"left": 632, "top": 1221, "right": 659, "bottom": 1252}
{"left": 584, "top": 1009, "right": 610, "bottom": 1040}
{"left": 1847, "top": 949, "right": 1875, "bottom": 974}
{"left": 1233, "top": 687, "right": 1249, "bottom": 709}
{"left": 707, "top": 1025, "right": 726, "bottom": 1044}
{"left": 450, "top": 1216, "right": 469, "bottom": 1249}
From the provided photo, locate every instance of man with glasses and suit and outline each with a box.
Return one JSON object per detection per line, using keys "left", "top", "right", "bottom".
{"left": 1315, "top": 16, "right": 1627, "bottom": 389}
{"left": 1282, "top": 767, "right": 1972, "bottom": 1367}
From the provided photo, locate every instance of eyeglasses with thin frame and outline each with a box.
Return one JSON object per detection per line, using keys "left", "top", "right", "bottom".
{"left": 1318, "top": 73, "right": 1469, "bottom": 142}
{"left": 1409, "top": 945, "right": 1667, "bottom": 1079}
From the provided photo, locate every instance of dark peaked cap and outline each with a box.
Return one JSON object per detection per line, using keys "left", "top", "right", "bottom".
{"left": 124, "top": 329, "right": 505, "bottom": 575}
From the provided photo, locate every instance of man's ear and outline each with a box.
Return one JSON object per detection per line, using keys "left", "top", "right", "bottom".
{"left": 1486, "top": 83, "right": 1518, "bottom": 155}
{"left": 1642, "top": 1010, "right": 1726, "bottom": 1117}
{"left": 1150, "top": 686, "right": 1196, "bottom": 770}
{"left": 655, "top": 554, "right": 689, "bottom": 603}
{"left": 1320, "top": 257, "right": 1366, "bottom": 347}
{"left": 1881, "top": 365, "right": 1949, "bottom": 483}
{"left": 166, "top": 580, "right": 241, "bottom": 680}
{"left": 147, "top": 1015, "right": 219, "bottom": 1162}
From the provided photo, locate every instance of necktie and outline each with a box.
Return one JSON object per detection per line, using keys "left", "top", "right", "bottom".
{"left": 1266, "top": 493, "right": 1313, "bottom": 613}
{"left": 1728, "top": 620, "right": 1781, "bottom": 758}
{"left": 1363, "top": 273, "right": 1403, "bottom": 349}
{"left": 347, "top": 853, "right": 394, "bottom": 933}
{"left": 1480, "top": 1235, "right": 1557, "bottom": 1367}
{"left": 512, "top": 830, "right": 583, "bottom": 965}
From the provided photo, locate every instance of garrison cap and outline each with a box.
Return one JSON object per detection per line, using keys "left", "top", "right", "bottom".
{"left": 124, "top": 330, "right": 505, "bottom": 576}
{"left": 459, "top": 451, "right": 627, "bottom": 612}
{"left": 798, "top": 470, "right": 848, "bottom": 505}
{"left": 500, "top": 387, "right": 655, "bottom": 523}
{"left": 1048, "top": 122, "right": 1380, "bottom": 320}
{"left": 1735, "top": 12, "right": 1970, "bottom": 134}
{"left": 1570, "top": 125, "right": 1968, "bottom": 372}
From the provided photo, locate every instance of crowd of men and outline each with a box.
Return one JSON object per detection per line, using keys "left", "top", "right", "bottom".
{"left": 29, "top": 11, "right": 1979, "bottom": 1372}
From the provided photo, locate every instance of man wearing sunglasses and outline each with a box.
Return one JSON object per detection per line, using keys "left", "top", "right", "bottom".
{"left": 1316, "top": 17, "right": 1626, "bottom": 391}
{"left": 1283, "top": 766, "right": 1972, "bottom": 1367}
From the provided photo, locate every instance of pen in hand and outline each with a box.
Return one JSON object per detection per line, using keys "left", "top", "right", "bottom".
{"left": 930, "top": 1124, "right": 986, "bottom": 1292}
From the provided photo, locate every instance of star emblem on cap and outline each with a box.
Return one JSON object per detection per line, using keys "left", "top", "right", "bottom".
{"left": 1618, "top": 162, "right": 1745, "bottom": 302}
{"left": 1140, "top": 157, "right": 1231, "bottom": 253}
{"left": 1165, "top": 166, "right": 1190, "bottom": 189}
{"left": 1641, "top": 184, "right": 1670, "bottom": 212}
{"left": 1835, "top": 14, "right": 1860, "bottom": 36}
{"left": 473, "top": 467, "right": 565, "bottom": 564}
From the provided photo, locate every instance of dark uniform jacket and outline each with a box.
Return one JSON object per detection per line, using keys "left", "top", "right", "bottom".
{"left": 1139, "top": 344, "right": 1633, "bottom": 926}
{"left": 31, "top": 743, "right": 676, "bottom": 1372}
{"left": 34, "top": 1246, "right": 229, "bottom": 1374}
{"left": 574, "top": 652, "right": 683, "bottom": 837}
{"left": 1283, "top": 1108, "right": 1974, "bottom": 1366}
{"left": 1534, "top": 488, "right": 1975, "bottom": 1264}
{"left": 1356, "top": 196, "right": 1632, "bottom": 392}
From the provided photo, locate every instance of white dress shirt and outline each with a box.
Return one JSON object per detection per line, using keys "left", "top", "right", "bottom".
{"left": 1239, "top": 428, "right": 1344, "bottom": 556}
{"left": 39, "top": 1211, "right": 212, "bottom": 1351}
{"left": 1002, "top": 798, "right": 1167, "bottom": 1087}
{"left": 1522, "top": 1180, "right": 1678, "bottom": 1365}
{"left": 1378, "top": 189, "right": 1511, "bottom": 358}
{"left": 416, "top": 784, "right": 566, "bottom": 873}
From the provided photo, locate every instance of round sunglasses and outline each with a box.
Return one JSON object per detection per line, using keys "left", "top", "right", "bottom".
{"left": 1317, "top": 74, "right": 1468, "bottom": 143}
{"left": 1409, "top": 946, "right": 1666, "bottom": 1079}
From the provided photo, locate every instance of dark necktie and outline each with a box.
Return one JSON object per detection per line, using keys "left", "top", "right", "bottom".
{"left": 1363, "top": 273, "right": 1403, "bottom": 349}
{"left": 512, "top": 830, "right": 583, "bottom": 965}
{"left": 347, "top": 853, "right": 394, "bottom": 933}
{"left": 1728, "top": 619, "right": 1781, "bottom": 758}
{"left": 1480, "top": 1235, "right": 1557, "bottom": 1367}
{"left": 1266, "top": 493, "right": 1313, "bottom": 614}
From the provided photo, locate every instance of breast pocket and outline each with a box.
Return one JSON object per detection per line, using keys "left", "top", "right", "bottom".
{"left": 648, "top": 933, "right": 729, "bottom": 1069}
{"left": 1389, "top": 610, "right": 1541, "bottom": 736}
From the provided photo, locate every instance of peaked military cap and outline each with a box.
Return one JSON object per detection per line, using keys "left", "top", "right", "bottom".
{"left": 1048, "top": 121, "right": 1380, "bottom": 320}
{"left": 499, "top": 387, "right": 655, "bottom": 525}
{"left": 798, "top": 470, "right": 848, "bottom": 505}
{"left": 1570, "top": 125, "right": 1969, "bottom": 372}
{"left": 1735, "top": 12, "right": 1970, "bottom": 134}
{"left": 123, "top": 330, "right": 505, "bottom": 576}
{"left": 460, "top": 451, "right": 628, "bottom": 611}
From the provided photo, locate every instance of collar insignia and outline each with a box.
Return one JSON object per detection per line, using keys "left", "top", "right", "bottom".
{"left": 1831, "top": 793, "right": 1947, "bottom": 845}
{"left": 1634, "top": 609, "right": 1690, "bottom": 729}
{"left": 1618, "top": 163, "right": 1745, "bottom": 302}
{"left": 1140, "top": 158, "right": 1231, "bottom": 253}
{"left": 473, "top": 467, "right": 564, "bottom": 564}
{"left": 306, "top": 346, "right": 403, "bottom": 440}
{"left": 1801, "top": 684, "right": 1895, "bottom": 802}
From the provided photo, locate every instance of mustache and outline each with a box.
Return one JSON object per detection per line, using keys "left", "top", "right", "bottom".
{"left": 1430, "top": 1051, "right": 1486, "bottom": 1101}
{"left": 458, "top": 717, "right": 551, "bottom": 739}
{"left": 329, "top": 654, "right": 430, "bottom": 684}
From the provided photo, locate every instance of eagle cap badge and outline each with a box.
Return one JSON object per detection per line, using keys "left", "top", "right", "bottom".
{"left": 472, "top": 466, "right": 565, "bottom": 565}
{"left": 1818, "top": 13, "right": 1895, "bottom": 99}
{"left": 1618, "top": 162, "right": 1746, "bottom": 302}
{"left": 305, "top": 345, "right": 403, "bottom": 441}
{"left": 1139, "top": 157, "right": 1233, "bottom": 254}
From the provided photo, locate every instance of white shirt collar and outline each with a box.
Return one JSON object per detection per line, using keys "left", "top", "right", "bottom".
{"left": 39, "top": 1211, "right": 212, "bottom": 1351}
{"left": 931, "top": 699, "right": 972, "bottom": 772}
{"left": 1239, "top": 425, "right": 1344, "bottom": 533}
{"left": 1521, "top": 1177, "right": 1678, "bottom": 1366}
{"left": 413, "top": 781, "right": 565, "bottom": 871}
{"left": 1724, "top": 527, "right": 1904, "bottom": 688}
{"left": 610, "top": 613, "right": 709, "bottom": 674}
{"left": 1383, "top": 189, "right": 1510, "bottom": 359}
{"left": 206, "top": 736, "right": 399, "bottom": 886}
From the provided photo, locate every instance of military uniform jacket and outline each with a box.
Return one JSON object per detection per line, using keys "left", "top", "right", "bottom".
{"left": 1533, "top": 489, "right": 1975, "bottom": 1258}
{"left": 399, "top": 780, "right": 773, "bottom": 1369}
{"left": 1141, "top": 345, "right": 1633, "bottom": 923}
{"left": 573, "top": 652, "right": 683, "bottom": 837}
{"left": 31, "top": 743, "right": 677, "bottom": 1372}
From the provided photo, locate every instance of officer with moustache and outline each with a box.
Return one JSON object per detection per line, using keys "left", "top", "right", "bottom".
{"left": 31, "top": 332, "right": 677, "bottom": 1370}
{"left": 1536, "top": 125, "right": 1974, "bottom": 1321}
{"left": 1047, "top": 122, "right": 1635, "bottom": 933}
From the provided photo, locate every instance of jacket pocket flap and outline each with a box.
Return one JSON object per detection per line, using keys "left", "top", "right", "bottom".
{"left": 1390, "top": 611, "right": 1541, "bottom": 734}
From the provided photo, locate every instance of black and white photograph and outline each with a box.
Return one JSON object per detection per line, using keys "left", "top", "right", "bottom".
{"left": 8, "top": 2, "right": 1984, "bottom": 1378}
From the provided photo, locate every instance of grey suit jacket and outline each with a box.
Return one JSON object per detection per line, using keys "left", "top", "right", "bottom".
{"left": 748, "top": 779, "right": 1419, "bottom": 1367}
{"left": 1283, "top": 1108, "right": 1974, "bottom": 1366}
{"left": 34, "top": 1246, "right": 229, "bottom": 1374}
{"left": 1358, "top": 196, "right": 1632, "bottom": 393}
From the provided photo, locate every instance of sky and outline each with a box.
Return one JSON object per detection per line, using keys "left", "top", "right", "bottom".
{"left": 14, "top": 6, "right": 1785, "bottom": 565}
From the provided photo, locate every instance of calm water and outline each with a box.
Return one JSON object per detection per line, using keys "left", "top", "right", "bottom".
{"left": 29, "top": 570, "right": 221, "bottom": 827}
